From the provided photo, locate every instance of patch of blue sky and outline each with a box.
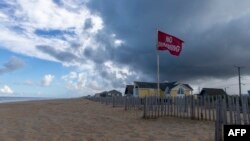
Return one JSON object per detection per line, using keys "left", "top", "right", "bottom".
{"left": 12, "top": 82, "right": 67, "bottom": 98}
{"left": 0, "top": 1, "right": 15, "bottom": 14}
{"left": 52, "top": 0, "right": 87, "bottom": 12}
{"left": 0, "top": 48, "right": 71, "bottom": 86}
{"left": 53, "top": 0, "right": 62, "bottom": 5}
{"left": 0, "top": 1, "right": 8, "bottom": 8}
{"left": 34, "top": 29, "right": 76, "bottom": 39}
{"left": 0, "top": 48, "right": 14, "bottom": 64}
{"left": 0, "top": 48, "right": 74, "bottom": 97}
{"left": 8, "top": 26, "right": 25, "bottom": 34}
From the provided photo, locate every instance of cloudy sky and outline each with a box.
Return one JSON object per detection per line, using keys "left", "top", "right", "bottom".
{"left": 1, "top": 0, "right": 250, "bottom": 98}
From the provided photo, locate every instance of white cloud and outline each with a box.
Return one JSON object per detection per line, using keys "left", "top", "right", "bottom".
{"left": 111, "top": 33, "right": 125, "bottom": 48}
{"left": 61, "top": 60, "right": 136, "bottom": 95}
{"left": 0, "top": 0, "right": 134, "bottom": 96}
{"left": 187, "top": 76, "right": 250, "bottom": 95}
{"left": 0, "top": 26, "right": 57, "bottom": 62}
{"left": 62, "top": 72, "right": 86, "bottom": 90}
{"left": 0, "top": 11, "right": 8, "bottom": 20}
{"left": 104, "top": 61, "right": 132, "bottom": 80}
{"left": 62, "top": 71, "right": 78, "bottom": 80}
{"left": 62, "top": 71, "right": 109, "bottom": 95}
{"left": 0, "top": 85, "right": 14, "bottom": 94}
{"left": 114, "top": 39, "right": 124, "bottom": 47}
{"left": 42, "top": 74, "right": 55, "bottom": 86}
{"left": 0, "top": 0, "right": 109, "bottom": 65}
{"left": 15, "top": 0, "right": 83, "bottom": 29}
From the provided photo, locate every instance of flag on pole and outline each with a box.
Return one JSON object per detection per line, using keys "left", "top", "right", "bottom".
{"left": 157, "top": 31, "right": 184, "bottom": 56}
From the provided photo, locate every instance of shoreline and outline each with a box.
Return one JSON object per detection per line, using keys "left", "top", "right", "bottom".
{"left": 0, "top": 96, "right": 80, "bottom": 104}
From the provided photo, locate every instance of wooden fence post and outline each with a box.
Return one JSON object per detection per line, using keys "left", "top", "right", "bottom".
{"left": 143, "top": 97, "right": 147, "bottom": 119}
{"left": 215, "top": 96, "right": 223, "bottom": 141}
{"left": 191, "top": 95, "right": 195, "bottom": 120}
{"left": 236, "top": 96, "right": 241, "bottom": 124}
{"left": 241, "top": 96, "right": 248, "bottom": 125}
{"left": 228, "top": 96, "right": 233, "bottom": 124}
{"left": 125, "top": 96, "right": 128, "bottom": 110}
{"left": 112, "top": 97, "right": 115, "bottom": 107}
{"left": 222, "top": 96, "right": 227, "bottom": 124}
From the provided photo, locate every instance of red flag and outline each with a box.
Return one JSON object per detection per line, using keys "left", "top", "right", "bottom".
{"left": 157, "top": 31, "right": 184, "bottom": 56}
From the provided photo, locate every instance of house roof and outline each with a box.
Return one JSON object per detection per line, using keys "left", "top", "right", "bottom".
{"left": 94, "top": 93, "right": 100, "bottom": 96}
{"left": 134, "top": 81, "right": 194, "bottom": 92}
{"left": 134, "top": 81, "right": 158, "bottom": 89}
{"left": 125, "top": 85, "right": 134, "bottom": 94}
{"left": 199, "top": 88, "right": 227, "bottom": 96}
{"left": 160, "top": 82, "right": 178, "bottom": 90}
{"left": 183, "top": 84, "right": 193, "bottom": 90}
{"left": 108, "top": 89, "right": 122, "bottom": 95}
{"left": 134, "top": 81, "right": 180, "bottom": 91}
{"left": 94, "top": 91, "right": 108, "bottom": 97}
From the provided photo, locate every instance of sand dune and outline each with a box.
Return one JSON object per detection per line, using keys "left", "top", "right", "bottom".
{"left": 0, "top": 98, "right": 214, "bottom": 141}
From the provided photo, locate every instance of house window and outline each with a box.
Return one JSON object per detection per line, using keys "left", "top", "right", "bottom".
{"left": 164, "top": 87, "right": 169, "bottom": 95}
{"left": 177, "top": 88, "right": 184, "bottom": 95}
{"left": 134, "top": 86, "right": 139, "bottom": 97}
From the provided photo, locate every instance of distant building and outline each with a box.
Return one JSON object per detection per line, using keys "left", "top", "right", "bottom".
{"left": 94, "top": 90, "right": 122, "bottom": 97}
{"left": 124, "top": 85, "right": 134, "bottom": 96}
{"left": 133, "top": 81, "right": 193, "bottom": 98}
{"left": 94, "top": 93, "right": 100, "bottom": 97}
{"left": 107, "top": 90, "right": 122, "bottom": 97}
{"left": 94, "top": 91, "right": 108, "bottom": 97}
{"left": 199, "top": 88, "right": 227, "bottom": 96}
{"left": 248, "top": 90, "right": 250, "bottom": 96}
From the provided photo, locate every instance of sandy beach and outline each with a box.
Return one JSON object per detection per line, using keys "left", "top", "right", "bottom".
{"left": 0, "top": 98, "right": 214, "bottom": 141}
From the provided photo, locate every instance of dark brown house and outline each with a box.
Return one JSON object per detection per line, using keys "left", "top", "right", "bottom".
{"left": 124, "top": 85, "right": 134, "bottom": 96}
{"left": 199, "top": 88, "right": 227, "bottom": 96}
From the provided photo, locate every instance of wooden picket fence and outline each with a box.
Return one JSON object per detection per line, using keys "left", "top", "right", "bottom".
{"left": 87, "top": 96, "right": 143, "bottom": 110}
{"left": 142, "top": 95, "right": 250, "bottom": 141}
{"left": 86, "top": 95, "right": 250, "bottom": 141}
{"left": 215, "top": 95, "right": 250, "bottom": 141}
{"left": 142, "top": 96, "right": 217, "bottom": 120}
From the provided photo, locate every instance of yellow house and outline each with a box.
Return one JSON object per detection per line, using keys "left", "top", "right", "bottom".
{"left": 133, "top": 81, "right": 193, "bottom": 98}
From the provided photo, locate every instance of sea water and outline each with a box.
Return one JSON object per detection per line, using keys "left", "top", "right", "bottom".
{"left": 0, "top": 97, "right": 50, "bottom": 103}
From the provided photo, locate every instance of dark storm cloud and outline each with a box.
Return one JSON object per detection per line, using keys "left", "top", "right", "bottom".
{"left": 37, "top": 45, "right": 79, "bottom": 63}
{"left": 84, "top": 18, "right": 93, "bottom": 30}
{"left": 0, "top": 56, "right": 25, "bottom": 75}
{"left": 87, "top": 0, "right": 250, "bottom": 83}
{"left": 83, "top": 33, "right": 112, "bottom": 65}
{"left": 83, "top": 47, "right": 106, "bottom": 64}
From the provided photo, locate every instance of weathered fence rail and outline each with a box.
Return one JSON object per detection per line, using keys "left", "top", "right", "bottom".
{"left": 215, "top": 95, "right": 250, "bottom": 141}
{"left": 87, "top": 95, "right": 250, "bottom": 141}
{"left": 87, "top": 96, "right": 143, "bottom": 110}
{"left": 142, "top": 96, "right": 219, "bottom": 121}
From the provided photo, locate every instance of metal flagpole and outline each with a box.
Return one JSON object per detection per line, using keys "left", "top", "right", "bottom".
{"left": 157, "top": 51, "right": 160, "bottom": 96}
{"left": 157, "top": 30, "right": 161, "bottom": 117}
{"left": 157, "top": 30, "right": 160, "bottom": 97}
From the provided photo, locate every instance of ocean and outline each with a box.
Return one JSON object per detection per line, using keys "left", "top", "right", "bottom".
{"left": 0, "top": 97, "right": 51, "bottom": 104}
